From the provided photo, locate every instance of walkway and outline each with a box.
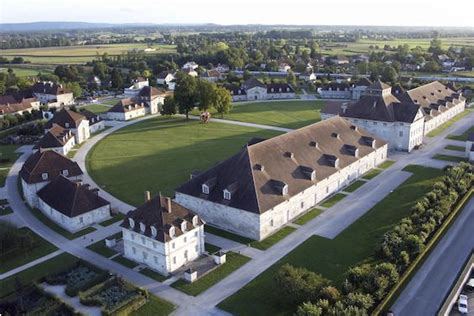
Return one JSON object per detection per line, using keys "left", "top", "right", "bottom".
{"left": 41, "top": 283, "right": 102, "bottom": 316}
{"left": 0, "top": 249, "right": 64, "bottom": 280}
{"left": 391, "top": 197, "right": 474, "bottom": 315}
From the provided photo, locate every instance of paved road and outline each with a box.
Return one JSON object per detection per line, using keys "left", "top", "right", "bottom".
{"left": 391, "top": 197, "right": 474, "bottom": 315}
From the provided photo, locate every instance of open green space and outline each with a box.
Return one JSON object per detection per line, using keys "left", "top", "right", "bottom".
{"left": 293, "top": 208, "right": 324, "bottom": 225}
{"left": 378, "top": 160, "right": 396, "bottom": 169}
{"left": 219, "top": 165, "right": 444, "bottom": 315}
{"left": 362, "top": 168, "right": 383, "bottom": 180}
{"left": 447, "top": 126, "right": 474, "bottom": 141}
{"left": 0, "top": 252, "right": 77, "bottom": 298}
{"left": 343, "top": 180, "right": 366, "bottom": 193}
{"left": 99, "top": 213, "right": 125, "bottom": 226}
{"left": 444, "top": 145, "right": 466, "bottom": 152}
{"left": 205, "top": 225, "right": 254, "bottom": 245}
{"left": 171, "top": 252, "right": 251, "bottom": 296}
{"left": 0, "top": 145, "right": 20, "bottom": 186}
{"left": 100, "top": 98, "right": 124, "bottom": 105}
{"left": 87, "top": 117, "right": 281, "bottom": 206}
{"left": 319, "top": 193, "right": 347, "bottom": 208}
{"left": 81, "top": 103, "right": 111, "bottom": 114}
{"left": 0, "top": 206, "right": 13, "bottom": 215}
{"left": 0, "top": 227, "right": 58, "bottom": 274}
{"left": 432, "top": 154, "right": 468, "bottom": 162}
{"left": 87, "top": 238, "right": 119, "bottom": 258}
{"left": 192, "top": 100, "right": 323, "bottom": 129}
{"left": 139, "top": 268, "right": 168, "bottom": 282}
{"left": 426, "top": 110, "right": 472, "bottom": 137}
{"left": 131, "top": 294, "right": 175, "bottom": 316}
{"left": 0, "top": 66, "right": 53, "bottom": 77}
{"left": 29, "top": 207, "right": 96, "bottom": 239}
{"left": 205, "top": 243, "right": 222, "bottom": 254}
{"left": 0, "top": 43, "right": 177, "bottom": 65}
{"left": 250, "top": 226, "right": 297, "bottom": 250}
{"left": 112, "top": 255, "right": 139, "bottom": 269}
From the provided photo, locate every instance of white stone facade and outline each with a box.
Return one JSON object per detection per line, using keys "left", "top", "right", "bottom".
{"left": 69, "top": 120, "right": 90, "bottom": 144}
{"left": 318, "top": 87, "right": 352, "bottom": 99}
{"left": 34, "top": 92, "right": 74, "bottom": 106}
{"left": 466, "top": 139, "right": 474, "bottom": 162}
{"left": 175, "top": 144, "right": 388, "bottom": 240}
{"left": 422, "top": 101, "right": 466, "bottom": 134}
{"left": 88, "top": 120, "right": 105, "bottom": 135}
{"left": 146, "top": 97, "right": 164, "bottom": 115}
{"left": 38, "top": 198, "right": 111, "bottom": 232}
{"left": 246, "top": 86, "right": 268, "bottom": 101}
{"left": 107, "top": 108, "right": 146, "bottom": 121}
{"left": 122, "top": 225, "right": 205, "bottom": 275}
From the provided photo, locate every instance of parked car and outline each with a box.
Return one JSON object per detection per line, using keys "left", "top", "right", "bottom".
{"left": 466, "top": 278, "right": 474, "bottom": 290}
{"left": 458, "top": 294, "right": 469, "bottom": 314}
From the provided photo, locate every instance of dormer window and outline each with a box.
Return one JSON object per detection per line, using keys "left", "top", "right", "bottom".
{"left": 169, "top": 226, "right": 175, "bottom": 238}
{"left": 202, "top": 184, "right": 209, "bottom": 194}
{"left": 151, "top": 226, "right": 157, "bottom": 237}
{"left": 65, "top": 123, "right": 69, "bottom": 128}
{"left": 181, "top": 221, "right": 187, "bottom": 232}
{"left": 282, "top": 184, "right": 289, "bottom": 195}
{"left": 129, "top": 218, "right": 135, "bottom": 228}
{"left": 223, "top": 190, "right": 231, "bottom": 200}
{"left": 41, "top": 173, "right": 48, "bottom": 180}
{"left": 192, "top": 215, "right": 198, "bottom": 226}
{"left": 140, "top": 222, "right": 146, "bottom": 233}
{"left": 62, "top": 169, "right": 69, "bottom": 176}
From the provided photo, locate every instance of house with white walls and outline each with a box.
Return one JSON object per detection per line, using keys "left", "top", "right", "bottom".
{"left": 33, "top": 124, "right": 76, "bottom": 156}
{"left": 19, "top": 150, "right": 83, "bottom": 208}
{"left": 31, "top": 81, "right": 74, "bottom": 107}
{"left": 107, "top": 99, "right": 146, "bottom": 121}
{"left": 176, "top": 116, "right": 387, "bottom": 241}
{"left": 135, "top": 86, "right": 167, "bottom": 115}
{"left": 45, "top": 108, "right": 90, "bottom": 144}
{"left": 79, "top": 110, "right": 105, "bottom": 134}
{"left": 124, "top": 77, "right": 149, "bottom": 97}
{"left": 121, "top": 193, "right": 205, "bottom": 276}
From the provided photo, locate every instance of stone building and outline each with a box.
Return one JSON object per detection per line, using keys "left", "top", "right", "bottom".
{"left": 466, "top": 133, "right": 474, "bottom": 162}
{"left": 37, "top": 175, "right": 111, "bottom": 232}
{"left": 45, "top": 108, "right": 90, "bottom": 144}
{"left": 121, "top": 193, "right": 205, "bottom": 276}
{"left": 135, "top": 86, "right": 167, "bottom": 115}
{"left": 31, "top": 81, "right": 74, "bottom": 106}
{"left": 176, "top": 116, "right": 388, "bottom": 240}
{"left": 124, "top": 77, "right": 149, "bottom": 97}
{"left": 33, "top": 124, "right": 76, "bottom": 156}
{"left": 107, "top": 99, "right": 146, "bottom": 121}
{"left": 20, "top": 150, "right": 83, "bottom": 208}
{"left": 225, "top": 78, "right": 295, "bottom": 102}
{"left": 79, "top": 110, "right": 105, "bottom": 134}
{"left": 0, "top": 96, "right": 40, "bottom": 118}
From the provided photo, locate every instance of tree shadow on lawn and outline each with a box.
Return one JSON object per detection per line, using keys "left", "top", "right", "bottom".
{"left": 87, "top": 118, "right": 282, "bottom": 206}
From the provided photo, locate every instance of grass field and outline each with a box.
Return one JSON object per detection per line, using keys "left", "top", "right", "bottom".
{"left": 0, "top": 43, "right": 177, "bottom": 64}
{"left": 362, "top": 168, "right": 383, "bottom": 180}
{"left": 0, "top": 145, "right": 20, "bottom": 186}
{"left": 87, "top": 117, "right": 281, "bottom": 206}
{"left": 171, "top": 252, "right": 251, "bottom": 296}
{"left": 80, "top": 104, "right": 111, "bottom": 114}
{"left": 219, "top": 165, "right": 444, "bottom": 315}
{"left": 205, "top": 243, "right": 222, "bottom": 254}
{"left": 432, "top": 154, "right": 468, "bottom": 162}
{"left": 447, "top": 126, "right": 474, "bottom": 141}
{"left": 112, "top": 255, "right": 139, "bottom": 269}
{"left": 204, "top": 225, "right": 254, "bottom": 245}
{"left": 444, "top": 145, "right": 466, "bottom": 152}
{"left": 250, "top": 226, "right": 296, "bottom": 250}
{"left": 0, "top": 227, "right": 57, "bottom": 274}
{"left": 131, "top": 294, "right": 175, "bottom": 316}
{"left": 344, "top": 180, "right": 366, "bottom": 193}
{"left": 319, "top": 193, "right": 346, "bottom": 208}
{"left": 0, "top": 66, "right": 53, "bottom": 77}
{"left": 192, "top": 100, "right": 323, "bottom": 129}
{"left": 293, "top": 208, "right": 324, "bottom": 225}
{"left": 139, "top": 268, "right": 168, "bottom": 282}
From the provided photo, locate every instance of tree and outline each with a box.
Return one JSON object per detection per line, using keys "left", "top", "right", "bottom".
{"left": 111, "top": 68, "right": 124, "bottom": 89}
{"left": 287, "top": 70, "right": 297, "bottom": 87}
{"left": 214, "top": 86, "right": 232, "bottom": 118}
{"left": 65, "top": 82, "right": 82, "bottom": 98}
{"left": 161, "top": 96, "right": 178, "bottom": 116}
{"left": 174, "top": 74, "right": 198, "bottom": 119}
{"left": 93, "top": 61, "right": 108, "bottom": 80}
{"left": 197, "top": 80, "right": 217, "bottom": 111}
{"left": 296, "top": 302, "right": 323, "bottom": 316}
{"left": 381, "top": 66, "right": 398, "bottom": 84}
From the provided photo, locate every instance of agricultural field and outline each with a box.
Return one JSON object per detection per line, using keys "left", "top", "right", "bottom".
{"left": 87, "top": 117, "right": 281, "bottom": 206}
{"left": 0, "top": 66, "right": 53, "bottom": 77}
{"left": 0, "top": 43, "right": 177, "bottom": 64}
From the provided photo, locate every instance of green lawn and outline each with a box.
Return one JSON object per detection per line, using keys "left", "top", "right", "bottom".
{"left": 81, "top": 104, "right": 111, "bottom": 114}
{"left": 29, "top": 207, "right": 96, "bottom": 240}
{"left": 378, "top": 160, "right": 396, "bottom": 169}
{"left": 99, "top": 213, "right": 125, "bottom": 226}
{"left": 87, "top": 239, "right": 118, "bottom": 258}
{"left": 87, "top": 117, "right": 281, "bottom": 206}
{"left": 131, "top": 294, "right": 175, "bottom": 316}
{"left": 0, "top": 252, "right": 77, "bottom": 298}
{"left": 0, "top": 66, "right": 52, "bottom": 77}
{"left": 205, "top": 243, "right": 222, "bottom": 254}
{"left": 0, "top": 145, "right": 20, "bottom": 186}
{"left": 319, "top": 193, "right": 347, "bottom": 208}
{"left": 293, "top": 208, "right": 324, "bottom": 225}
{"left": 447, "top": 126, "right": 474, "bottom": 141}
{"left": 432, "top": 154, "right": 468, "bottom": 162}
{"left": 139, "top": 268, "right": 168, "bottom": 282}
{"left": 362, "top": 168, "right": 383, "bottom": 180}
{"left": 427, "top": 110, "right": 472, "bottom": 137}
{"left": 112, "top": 255, "right": 139, "bottom": 269}
{"left": 205, "top": 225, "right": 254, "bottom": 244}
{"left": 0, "top": 227, "right": 58, "bottom": 274}
{"left": 192, "top": 100, "right": 324, "bottom": 129}
{"left": 171, "top": 252, "right": 251, "bottom": 296}
{"left": 0, "top": 206, "right": 13, "bottom": 215}
{"left": 219, "top": 165, "right": 444, "bottom": 315}
{"left": 343, "top": 180, "right": 366, "bottom": 193}
{"left": 250, "top": 226, "right": 297, "bottom": 250}
{"left": 444, "top": 145, "right": 466, "bottom": 152}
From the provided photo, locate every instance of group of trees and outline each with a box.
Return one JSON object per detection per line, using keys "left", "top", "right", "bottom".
{"left": 165, "top": 74, "right": 232, "bottom": 119}
{"left": 275, "top": 163, "right": 473, "bottom": 315}
{"left": 0, "top": 108, "right": 44, "bottom": 131}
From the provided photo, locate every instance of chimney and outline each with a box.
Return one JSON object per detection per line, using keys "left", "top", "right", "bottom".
{"left": 145, "top": 191, "right": 151, "bottom": 202}
{"left": 165, "top": 197, "right": 172, "bottom": 213}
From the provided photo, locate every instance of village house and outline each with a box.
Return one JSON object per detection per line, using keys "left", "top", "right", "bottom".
{"left": 135, "top": 86, "right": 167, "bottom": 115}
{"left": 465, "top": 133, "right": 474, "bottom": 162}
{"left": 299, "top": 71, "right": 316, "bottom": 82}
{"left": 33, "top": 124, "right": 76, "bottom": 156}
{"left": 107, "top": 99, "right": 146, "bottom": 121}
{"left": 200, "top": 69, "right": 223, "bottom": 82}
{"left": 121, "top": 193, "right": 205, "bottom": 276}
{"left": 318, "top": 81, "right": 352, "bottom": 99}
{"left": 278, "top": 62, "right": 291, "bottom": 72}
{"left": 215, "top": 64, "right": 230, "bottom": 73}
{"left": 124, "top": 77, "right": 149, "bottom": 97}
{"left": 351, "top": 78, "right": 373, "bottom": 100}
{"left": 182, "top": 67, "right": 198, "bottom": 78}
{"left": 79, "top": 110, "right": 105, "bottom": 134}
{"left": 31, "top": 81, "right": 74, "bottom": 107}
{"left": 175, "top": 116, "right": 388, "bottom": 240}
{"left": 156, "top": 71, "right": 175, "bottom": 87}
{"left": 19, "top": 150, "right": 83, "bottom": 208}
{"left": 45, "top": 108, "right": 90, "bottom": 144}
{"left": 225, "top": 78, "right": 295, "bottom": 102}
{"left": 37, "top": 175, "right": 111, "bottom": 232}
{"left": 0, "top": 96, "right": 40, "bottom": 118}
{"left": 182, "top": 61, "right": 199, "bottom": 70}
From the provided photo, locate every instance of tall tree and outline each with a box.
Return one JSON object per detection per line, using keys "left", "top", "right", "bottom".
{"left": 161, "top": 96, "right": 178, "bottom": 116}
{"left": 110, "top": 68, "right": 124, "bottom": 89}
{"left": 174, "top": 74, "right": 198, "bottom": 119}
{"left": 214, "top": 86, "right": 232, "bottom": 118}
{"left": 197, "top": 80, "right": 217, "bottom": 111}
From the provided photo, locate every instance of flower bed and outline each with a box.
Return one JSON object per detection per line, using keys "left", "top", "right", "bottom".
{"left": 80, "top": 277, "right": 148, "bottom": 315}
{"left": 45, "top": 260, "right": 110, "bottom": 297}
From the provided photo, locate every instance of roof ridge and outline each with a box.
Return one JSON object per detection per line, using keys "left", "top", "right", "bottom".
{"left": 245, "top": 145, "right": 262, "bottom": 213}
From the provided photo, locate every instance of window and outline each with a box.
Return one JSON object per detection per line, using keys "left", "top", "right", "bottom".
{"left": 194, "top": 231, "right": 198, "bottom": 237}
{"left": 79, "top": 216, "right": 83, "bottom": 223}
{"left": 141, "top": 237, "right": 146, "bottom": 245}
{"left": 140, "top": 222, "right": 146, "bottom": 233}
{"left": 154, "top": 256, "right": 158, "bottom": 264}
{"left": 131, "top": 233, "right": 135, "bottom": 240}
{"left": 184, "top": 250, "right": 188, "bottom": 259}
{"left": 65, "top": 123, "right": 69, "bottom": 128}
{"left": 181, "top": 221, "right": 187, "bottom": 232}
{"left": 41, "top": 173, "right": 48, "bottom": 180}
{"left": 184, "top": 237, "right": 187, "bottom": 243}
{"left": 151, "top": 226, "right": 157, "bottom": 237}
{"left": 223, "top": 190, "right": 231, "bottom": 200}
{"left": 192, "top": 216, "right": 198, "bottom": 226}
{"left": 270, "top": 219, "right": 274, "bottom": 227}
{"left": 173, "top": 256, "right": 176, "bottom": 264}
{"left": 132, "top": 247, "right": 136, "bottom": 254}
{"left": 195, "top": 245, "right": 199, "bottom": 252}
{"left": 169, "top": 226, "right": 175, "bottom": 238}
{"left": 129, "top": 218, "right": 135, "bottom": 229}
{"left": 153, "top": 242, "right": 157, "bottom": 249}
{"left": 300, "top": 201, "right": 304, "bottom": 209}
{"left": 326, "top": 187, "right": 329, "bottom": 193}
{"left": 202, "top": 184, "right": 209, "bottom": 194}
{"left": 142, "top": 251, "right": 148, "bottom": 260}
{"left": 172, "top": 242, "right": 175, "bottom": 249}
{"left": 399, "top": 131, "right": 403, "bottom": 137}
{"left": 62, "top": 169, "right": 69, "bottom": 176}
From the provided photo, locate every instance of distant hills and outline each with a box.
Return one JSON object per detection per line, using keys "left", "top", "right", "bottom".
{"left": 0, "top": 21, "right": 158, "bottom": 32}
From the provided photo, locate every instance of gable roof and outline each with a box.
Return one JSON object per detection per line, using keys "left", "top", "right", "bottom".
{"left": 267, "top": 83, "right": 294, "bottom": 94}
{"left": 244, "top": 77, "right": 266, "bottom": 90}
{"left": 45, "top": 108, "right": 86, "bottom": 129}
{"left": 108, "top": 99, "right": 144, "bottom": 113}
{"left": 79, "top": 109, "right": 102, "bottom": 125}
{"left": 354, "top": 78, "right": 372, "bottom": 87}
{"left": 37, "top": 175, "right": 109, "bottom": 217}
{"left": 157, "top": 71, "right": 174, "bottom": 79}
{"left": 176, "top": 116, "right": 386, "bottom": 214}
{"left": 34, "top": 124, "right": 74, "bottom": 149}
{"left": 137, "top": 86, "right": 166, "bottom": 99}
{"left": 20, "top": 150, "right": 83, "bottom": 184}
{"left": 32, "top": 81, "right": 70, "bottom": 95}
{"left": 368, "top": 79, "right": 392, "bottom": 91}
{"left": 120, "top": 195, "right": 203, "bottom": 242}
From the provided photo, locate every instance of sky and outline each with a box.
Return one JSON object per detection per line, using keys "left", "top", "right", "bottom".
{"left": 1, "top": 0, "right": 473, "bottom": 27}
